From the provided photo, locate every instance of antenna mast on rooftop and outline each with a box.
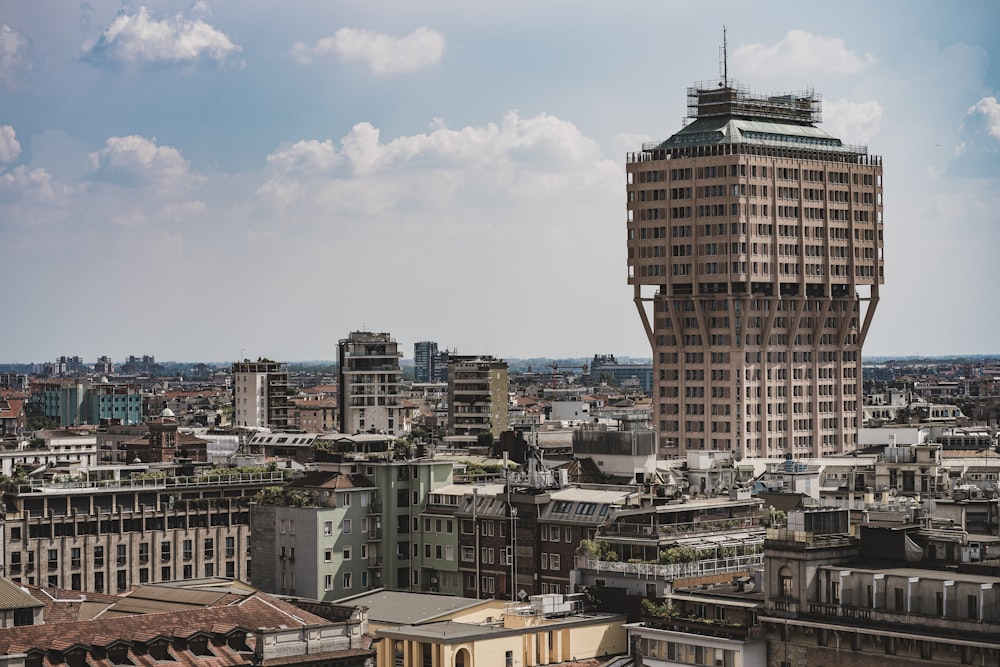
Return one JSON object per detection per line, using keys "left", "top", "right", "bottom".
{"left": 719, "top": 25, "right": 728, "bottom": 87}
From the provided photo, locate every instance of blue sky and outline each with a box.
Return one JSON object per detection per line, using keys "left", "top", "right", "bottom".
{"left": 1, "top": 0, "right": 998, "bottom": 362}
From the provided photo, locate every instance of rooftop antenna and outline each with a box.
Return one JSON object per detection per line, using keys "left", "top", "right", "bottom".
{"left": 719, "top": 25, "right": 728, "bottom": 87}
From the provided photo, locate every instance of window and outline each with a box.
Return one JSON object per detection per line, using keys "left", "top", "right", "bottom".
{"left": 139, "top": 542, "right": 149, "bottom": 564}
{"left": 70, "top": 548, "right": 81, "bottom": 568}
{"left": 324, "top": 521, "right": 333, "bottom": 536}
{"left": 47, "top": 549, "right": 58, "bottom": 570}
{"left": 183, "top": 540, "right": 193, "bottom": 561}
{"left": 344, "top": 547, "right": 352, "bottom": 560}
{"left": 161, "top": 541, "right": 171, "bottom": 562}
{"left": 445, "top": 545, "right": 454, "bottom": 561}
{"left": 226, "top": 537, "right": 235, "bottom": 558}
{"left": 343, "top": 519, "right": 351, "bottom": 534}
{"left": 550, "top": 554, "right": 560, "bottom": 570}
{"left": 462, "top": 546, "right": 475, "bottom": 562}
{"left": 325, "top": 549, "right": 333, "bottom": 562}
{"left": 94, "top": 546, "right": 104, "bottom": 567}
{"left": 343, "top": 572, "right": 352, "bottom": 589}
{"left": 117, "top": 544, "right": 126, "bottom": 566}
{"left": 204, "top": 539, "right": 214, "bottom": 560}
{"left": 779, "top": 566, "right": 794, "bottom": 598}
{"left": 325, "top": 575, "right": 333, "bottom": 591}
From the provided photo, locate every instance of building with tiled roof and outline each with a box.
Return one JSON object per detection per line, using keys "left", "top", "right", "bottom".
{"left": 0, "top": 591, "right": 373, "bottom": 667}
{"left": 0, "top": 397, "right": 26, "bottom": 439}
{"left": 374, "top": 594, "right": 626, "bottom": 667}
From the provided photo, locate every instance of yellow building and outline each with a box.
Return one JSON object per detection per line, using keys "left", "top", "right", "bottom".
{"left": 375, "top": 594, "right": 627, "bottom": 667}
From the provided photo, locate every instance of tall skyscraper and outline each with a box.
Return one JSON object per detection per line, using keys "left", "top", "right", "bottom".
{"left": 338, "top": 331, "right": 402, "bottom": 435}
{"left": 414, "top": 341, "right": 438, "bottom": 383}
{"left": 627, "top": 79, "right": 883, "bottom": 459}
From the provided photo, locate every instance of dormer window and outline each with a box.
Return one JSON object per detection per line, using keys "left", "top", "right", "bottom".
{"left": 188, "top": 639, "right": 214, "bottom": 658}
{"left": 108, "top": 649, "right": 133, "bottom": 666}
{"left": 148, "top": 641, "right": 175, "bottom": 662}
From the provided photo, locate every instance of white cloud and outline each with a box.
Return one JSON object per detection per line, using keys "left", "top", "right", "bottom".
{"left": 823, "top": 99, "right": 884, "bottom": 146}
{"left": 0, "top": 125, "right": 21, "bottom": 162}
{"left": 966, "top": 96, "right": 1000, "bottom": 141}
{"left": 258, "top": 111, "right": 618, "bottom": 222}
{"left": 735, "top": 30, "right": 875, "bottom": 79}
{"left": 89, "top": 135, "right": 195, "bottom": 186}
{"left": 266, "top": 139, "right": 340, "bottom": 173}
{"left": 0, "top": 24, "right": 30, "bottom": 89}
{"left": 0, "top": 165, "right": 54, "bottom": 199}
{"left": 265, "top": 111, "right": 608, "bottom": 180}
{"left": 84, "top": 6, "right": 240, "bottom": 65}
{"left": 291, "top": 27, "right": 444, "bottom": 75}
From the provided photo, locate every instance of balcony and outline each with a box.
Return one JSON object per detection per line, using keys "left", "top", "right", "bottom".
{"left": 803, "top": 602, "right": 1000, "bottom": 633}
{"left": 640, "top": 615, "right": 764, "bottom": 641}
{"left": 578, "top": 553, "right": 763, "bottom": 581}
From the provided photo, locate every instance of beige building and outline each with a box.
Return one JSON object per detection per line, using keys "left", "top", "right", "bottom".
{"left": 447, "top": 356, "right": 509, "bottom": 440}
{"left": 375, "top": 594, "right": 626, "bottom": 667}
{"left": 627, "top": 81, "right": 884, "bottom": 459}
{"left": 338, "top": 331, "right": 403, "bottom": 436}
{"left": 232, "top": 359, "right": 291, "bottom": 430}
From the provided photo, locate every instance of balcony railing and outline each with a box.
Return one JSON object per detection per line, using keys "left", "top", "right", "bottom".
{"left": 579, "top": 553, "right": 763, "bottom": 580}
{"left": 5, "top": 471, "right": 287, "bottom": 494}
{"left": 640, "top": 615, "right": 764, "bottom": 641}
{"left": 804, "top": 602, "right": 1000, "bottom": 630}
{"left": 598, "top": 517, "right": 761, "bottom": 539}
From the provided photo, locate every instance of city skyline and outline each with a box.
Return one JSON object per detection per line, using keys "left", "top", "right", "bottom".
{"left": 1, "top": 1, "right": 998, "bottom": 362}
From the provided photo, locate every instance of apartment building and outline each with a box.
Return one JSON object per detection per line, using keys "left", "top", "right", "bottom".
{"left": 33, "top": 379, "right": 142, "bottom": 427}
{"left": 447, "top": 356, "right": 509, "bottom": 440}
{"left": 250, "top": 457, "right": 455, "bottom": 599}
{"left": 627, "top": 80, "right": 883, "bottom": 459}
{"left": 762, "top": 507, "right": 1000, "bottom": 665}
{"left": 231, "top": 359, "right": 290, "bottom": 430}
{"left": 0, "top": 467, "right": 284, "bottom": 592}
{"left": 574, "top": 495, "right": 765, "bottom": 601}
{"left": 338, "top": 332, "right": 403, "bottom": 435}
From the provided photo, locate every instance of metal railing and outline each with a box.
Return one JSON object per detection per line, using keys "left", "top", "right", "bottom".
{"left": 579, "top": 553, "right": 763, "bottom": 580}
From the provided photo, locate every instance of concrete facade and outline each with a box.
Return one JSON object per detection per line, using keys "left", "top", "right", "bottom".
{"left": 627, "top": 82, "right": 884, "bottom": 460}
{"left": 338, "top": 332, "right": 403, "bottom": 436}
{"left": 447, "top": 356, "right": 509, "bottom": 440}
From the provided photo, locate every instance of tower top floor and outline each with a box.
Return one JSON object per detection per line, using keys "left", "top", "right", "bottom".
{"left": 635, "top": 81, "right": 877, "bottom": 167}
